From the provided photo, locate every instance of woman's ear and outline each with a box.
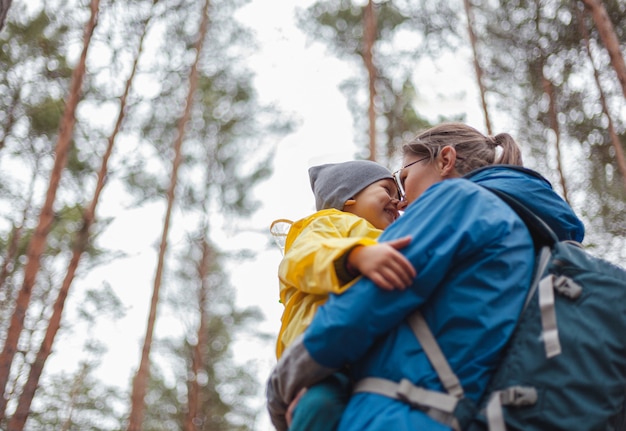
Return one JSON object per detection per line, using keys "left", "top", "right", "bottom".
{"left": 438, "top": 146, "right": 459, "bottom": 178}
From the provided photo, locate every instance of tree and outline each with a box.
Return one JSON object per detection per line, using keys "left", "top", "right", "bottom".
{"left": 363, "top": 0, "right": 378, "bottom": 160}
{"left": 141, "top": 233, "right": 262, "bottom": 431}
{"left": 577, "top": 3, "right": 626, "bottom": 189}
{"left": 298, "top": 0, "right": 462, "bottom": 164}
{"left": 1, "top": 0, "right": 288, "bottom": 428}
{"left": 463, "top": 0, "right": 492, "bottom": 135}
{"left": 6, "top": 1, "right": 155, "bottom": 427}
{"left": 25, "top": 286, "right": 126, "bottom": 431}
{"left": 122, "top": 0, "right": 290, "bottom": 428}
{"left": 0, "top": 0, "right": 100, "bottom": 420}
{"left": 580, "top": 0, "right": 626, "bottom": 98}
{"left": 127, "top": 0, "right": 212, "bottom": 428}
{"left": 471, "top": 0, "right": 626, "bottom": 263}
{"left": 0, "top": 0, "right": 11, "bottom": 32}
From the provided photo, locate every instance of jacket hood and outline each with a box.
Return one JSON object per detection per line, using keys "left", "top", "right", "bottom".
{"left": 464, "top": 165, "right": 585, "bottom": 243}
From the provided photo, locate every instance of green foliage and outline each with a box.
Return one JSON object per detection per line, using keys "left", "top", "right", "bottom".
{"left": 120, "top": 0, "right": 291, "bottom": 216}
{"left": 26, "top": 361, "right": 125, "bottom": 431}
{"left": 0, "top": 5, "right": 73, "bottom": 148}
{"left": 141, "top": 235, "right": 262, "bottom": 430}
{"left": 140, "top": 367, "right": 186, "bottom": 431}
{"left": 24, "top": 97, "right": 64, "bottom": 137}
{"left": 469, "top": 0, "right": 626, "bottom": 264}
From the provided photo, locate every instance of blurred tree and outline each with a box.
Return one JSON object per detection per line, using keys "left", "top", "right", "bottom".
{"left": 0, "top": 0, "right": 10, "bottom": 32}
{"left": 577, "top": 3, "right": 626, "bottom": 189}
{"left": 297, "top": 0, "right": 462, "bottom": 164}
{"left": 25, "top": 284, "right": 127, "bottom": 431}
{"left": 127, "top": 0, "right": 211, "bottom": 428}
{"left": 0, "top": 3, "right": 75, "bottom": 307}
{"left": 121, "top": 0, "right": 290, "bottom": 429}
{"left": 1, "top": 0, "right": 289, "bottom": 429}
{"left": 7, "top": 0, "right": 155, "bottom": 427}
{"left": 580, "top": 0, "right": 626, "bottom": 98}
{"left": 463, "top": 0, "right": 492, "bottom": 135}
{"left": 0, "top": 0, "right": 100, "bottom": 421}
{"left": 472, "top": 0, "right": 626, "bottom": 263}
{"left": 26, "top": 360, "right": 125, "bottom": 431}
{"left": 363, "top": 0, "right": 378, "bottom": 160}
{"left": 140, "top": 232, "right": 263, "bottom": 431}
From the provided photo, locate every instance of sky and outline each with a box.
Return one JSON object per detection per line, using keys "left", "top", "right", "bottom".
{"left": 46, "top": 1, "right": 488, "bottom": 429}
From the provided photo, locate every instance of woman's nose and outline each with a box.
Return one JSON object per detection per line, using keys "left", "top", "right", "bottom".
{"left": 397, "top": 199, "right": 408, "bottom": 211}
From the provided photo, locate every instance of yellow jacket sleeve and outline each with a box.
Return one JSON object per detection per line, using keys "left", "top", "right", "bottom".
{"left": 278, "top": 210, "right": 381, "bottom": 299}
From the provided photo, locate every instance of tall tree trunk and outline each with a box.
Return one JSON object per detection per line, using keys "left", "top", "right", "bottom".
{"left": 463, "top": 0, "right": 492, "bottom": 135}
{"left": 540, "top": 65, "right": 570, "bottom": 205}
{"left": 363, "top": 0, "right": 377, "bottom": 161}
{"left": 578, "top": 5, "right": 626, "bottom": 190}
{"left": 7, "top": 2, "right": 152, "bottom": 427}
{"left": 532, "top": 2, "right": 570, "bottom": 205}
{"left": 580, "top": 0, "right": 626, "bottom": 99}
{"left": 185, "top": 235, "right": 211, "bottom": 431}
{"left": 127, "top": 0, "right": 211, "bottom": 429}
{"left": 0, "top": 0, "right": 11, "bottom": 32}
{"left": 0, "top": 0, "right": 99, "bottom": 420}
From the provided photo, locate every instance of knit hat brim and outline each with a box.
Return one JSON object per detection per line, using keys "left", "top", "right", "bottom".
{"left": 309, "top": 160, "right": 393, "bottom": 211}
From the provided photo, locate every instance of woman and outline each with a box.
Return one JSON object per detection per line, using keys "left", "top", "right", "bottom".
{"left": 266, "top": 123, "right": 584, "bottom": 431}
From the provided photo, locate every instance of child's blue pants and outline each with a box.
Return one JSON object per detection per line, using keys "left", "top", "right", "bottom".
{"left": 289, "top": 372, "right": 351, "bottom": 431}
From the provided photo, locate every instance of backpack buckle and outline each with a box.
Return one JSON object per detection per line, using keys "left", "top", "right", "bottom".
{"left": 499, "top": 386, "right": 537, "bottom": 406}
{"left": 553, "top": 275, "right": 582, "bottom": 299}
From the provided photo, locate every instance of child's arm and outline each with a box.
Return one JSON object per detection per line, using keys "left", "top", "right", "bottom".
{"left": 279, "top": 214, "right": 381, "bottom": 297}
{"left": 346, "top": 236, "right": 416, "bottom": 290}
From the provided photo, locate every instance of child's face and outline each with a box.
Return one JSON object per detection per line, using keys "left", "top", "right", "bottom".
{"left": 344, "top": 178, "right": 400, "bottom": 229}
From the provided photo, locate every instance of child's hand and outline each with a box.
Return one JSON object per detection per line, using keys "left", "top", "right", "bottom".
{"left": 347, "top": 236, "right": 416, "bottom": 290}
{"left": 286, "top": 388, "right": 307, "bottom": 427}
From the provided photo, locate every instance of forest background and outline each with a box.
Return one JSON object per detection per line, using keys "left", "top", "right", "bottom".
{"left": 0, "top": 0, "right": 624, "bottom": 430}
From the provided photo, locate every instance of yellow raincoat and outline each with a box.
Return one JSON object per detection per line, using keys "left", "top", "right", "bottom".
{"left": 275, "top": 208, "right": 381, "bottom": 359}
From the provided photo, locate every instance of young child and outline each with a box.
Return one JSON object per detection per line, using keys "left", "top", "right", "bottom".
{"left": 274, "top": 160, "right": 416, "bottom": 431}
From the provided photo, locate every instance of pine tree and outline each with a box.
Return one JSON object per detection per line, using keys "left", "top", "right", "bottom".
{"left": 119, "top": 0, "right": 289, "bottom": 428}
{"left": 471, "top": 0, "right": 626, "bottom": 263}
{"left": 1, "top": 0, "right": 288, "bottom": 428}
{"left": 297, "top": 0, "right": 461, "bottom": 164}
{"left": 0, "top": 1, "right": 101, "bottom": 421}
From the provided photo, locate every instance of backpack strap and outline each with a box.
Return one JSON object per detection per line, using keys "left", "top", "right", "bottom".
{"left": 479, "top": 187, "right": 585, "bottom": 358}
{"left": 354, "top": 378, "right": 462, "bottom": 430}
{"left": 407, "top": 311, "right": 464, "bottom": 398}
{"left": 353, "top": 311, "right": 465, "bottom": 430}
{"left": 486, "top": 386, "right": 539, "bottom": 431}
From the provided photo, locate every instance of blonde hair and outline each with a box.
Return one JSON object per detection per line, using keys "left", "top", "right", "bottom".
{"left": 402, "top": 123, "right": 523, "bottom": 175}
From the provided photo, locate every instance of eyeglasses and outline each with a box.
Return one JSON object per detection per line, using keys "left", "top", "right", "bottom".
{"left": 392, "top": 156, "right": 430, "bottom": 201}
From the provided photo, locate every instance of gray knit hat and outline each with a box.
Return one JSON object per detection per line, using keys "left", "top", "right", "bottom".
{"left": 309, "top": 160, "right": 393, "bottom": 211}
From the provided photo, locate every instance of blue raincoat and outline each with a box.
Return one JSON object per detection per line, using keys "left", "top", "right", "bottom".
{"left": 299, "top": 166, "right": 584, "bottom": 430}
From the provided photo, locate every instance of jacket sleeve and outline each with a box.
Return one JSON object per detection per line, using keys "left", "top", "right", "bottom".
{"left": 278, "top": 213, "right": 381, "bottom": 297}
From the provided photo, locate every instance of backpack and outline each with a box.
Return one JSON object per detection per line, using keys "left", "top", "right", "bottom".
{"left": 353, "top": 187, "right": 626, "bottom": 431}
{"left": 466, "top": 188, "right": 626, "bottom": 431}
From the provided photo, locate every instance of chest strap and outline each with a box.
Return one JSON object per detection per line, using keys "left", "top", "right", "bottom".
{"left": 354, "top": 377, "right": 462, "bottom": 430}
